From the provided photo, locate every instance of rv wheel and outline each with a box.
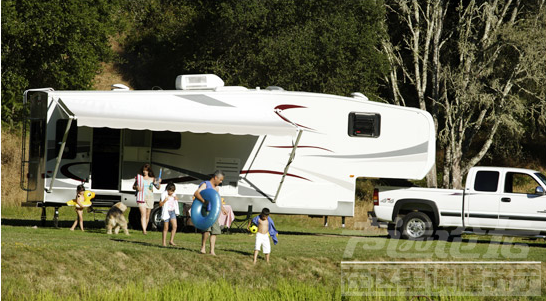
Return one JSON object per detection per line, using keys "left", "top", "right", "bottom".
{"left": 150, "top": 207, "right": 163, "bottom": 231}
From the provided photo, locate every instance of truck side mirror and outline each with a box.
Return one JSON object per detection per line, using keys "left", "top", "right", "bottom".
{"left": 535, "top": 186, "right": 545, "bottom": 196}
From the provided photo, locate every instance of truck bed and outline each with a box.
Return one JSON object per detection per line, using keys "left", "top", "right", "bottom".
{"left": 374, "top": 186, "right": 464, "bottom": 227}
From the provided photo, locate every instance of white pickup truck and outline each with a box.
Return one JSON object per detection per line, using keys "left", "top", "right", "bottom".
{"left": 369, "top": 167, "right": 546, "bottom": 239}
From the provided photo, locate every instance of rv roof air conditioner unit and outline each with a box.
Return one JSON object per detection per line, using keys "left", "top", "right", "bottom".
{"left": 175, "top": 74, "right": 225, "bottom": 90}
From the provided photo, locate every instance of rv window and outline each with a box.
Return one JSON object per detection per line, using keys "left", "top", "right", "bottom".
{"left": 55, "top": 119, "right": 78, "bottom": 159}
{"left": 474, "top": 171, "right": 499, "bottom": 192}
{"left": 348, "top": 113, "right": 380, "bottom": 137}
{"left": 152, "top": 131, "right": 181, "bottom": 149}
{"left": 29, "top": 120, "right": 46, "bottom": 159}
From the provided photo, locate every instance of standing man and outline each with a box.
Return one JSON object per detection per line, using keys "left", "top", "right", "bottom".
{"left": 194, "top": 170, "right": 227, "bottom": 255}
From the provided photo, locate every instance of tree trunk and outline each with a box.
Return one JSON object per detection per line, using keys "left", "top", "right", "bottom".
{"left": 442, "top": 143, "right": 452, "bottom": 188}
{"left": 426, "top": 163, "right": 438, "bottom": 188}
{"left": 450, "top": 146, "right": 464, "bottom": 189}
{"left": 426, "top": 1, "right": 445, "bottom": 189}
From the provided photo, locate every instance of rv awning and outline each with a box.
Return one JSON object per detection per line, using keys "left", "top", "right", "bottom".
{"left": 54, "top": 93, "right": 298, "bottom": 136}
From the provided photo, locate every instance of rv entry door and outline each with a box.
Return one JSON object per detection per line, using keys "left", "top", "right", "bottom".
{"left": 120, "top": 130, "right": 152, "bottom": 192}
{"left": 91, "top": 128, "right": 120, "bottom": 190}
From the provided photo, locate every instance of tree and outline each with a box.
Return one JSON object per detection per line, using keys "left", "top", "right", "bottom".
{"left": 117, "top": 0, "right": 196, "bottom": 89}
{"left": 1, "top": 0, "right": 118, "bottom": 126}
{"left": 382, "top": 0, "right": 448, "bottom": 187}
{"left": 121, "top": 0, "right": 389, "bottom": 98}
{"left": 440, "top": 0, "right": 546, "bottom": 188}
{"left": 383, "top": 0, "right": 546, "bottom": 188}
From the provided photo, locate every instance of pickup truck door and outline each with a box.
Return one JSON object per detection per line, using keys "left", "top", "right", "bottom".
{"left": 498, "top": 172, "right": 546, "bottom": 231}
{"left": 465, "top": 170, "right": 501, "bottom": 228}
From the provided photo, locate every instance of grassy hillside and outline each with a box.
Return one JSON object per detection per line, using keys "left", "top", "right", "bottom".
{"left": 2, "top": 225, "right": 545, "bottom": 300}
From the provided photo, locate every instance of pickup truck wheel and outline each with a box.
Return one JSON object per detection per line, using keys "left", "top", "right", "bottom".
{"left": 401, "top": 212, "right": 434, "bottom": 240}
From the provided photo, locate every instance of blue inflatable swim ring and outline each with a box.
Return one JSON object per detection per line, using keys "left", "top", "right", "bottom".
{"left": 191, "top": 188, "right": 221, "bottom": 230}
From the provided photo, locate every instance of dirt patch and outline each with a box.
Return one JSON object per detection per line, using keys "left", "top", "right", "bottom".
{"left": 94, "top": 62, "right": 132, "bottom": 91}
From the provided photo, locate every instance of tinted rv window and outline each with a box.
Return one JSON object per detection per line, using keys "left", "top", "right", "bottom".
{"left": 55, "top": 119, "right": 78, "bottom": 159}
{"left": 474, "top": 171, "right": 499, "bottom": 192}
{"left": 152, "top": 131, "right": 181, "bottom": 149}
{"left": 348, "top": 113, "right": 380, "bottom": 137}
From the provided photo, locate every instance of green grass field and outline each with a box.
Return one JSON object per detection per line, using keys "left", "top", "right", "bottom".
{"left": 1, "top": 206, "right": 545, "bottom": 301}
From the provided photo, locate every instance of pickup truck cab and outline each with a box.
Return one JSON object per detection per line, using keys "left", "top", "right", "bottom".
{"left": 369, "top": 167, "right": 546, "bottom": 239}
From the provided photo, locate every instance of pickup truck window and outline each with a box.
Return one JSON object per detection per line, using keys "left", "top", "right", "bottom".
{"left": 504, "top": 172, "right": 541, "bottom": 194}
{"left": 348, "top": 112, "right": 380, "bottom": 137}
{"left": 536, "top": 173, "right": 546, "bottom": 186}
{"left": 474, "top": 171, "right": 499, "bottom": 192}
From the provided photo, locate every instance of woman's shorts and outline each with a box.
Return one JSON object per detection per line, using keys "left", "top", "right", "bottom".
{"left": 255, "top": 232, "right": 271, "bottom": 254}
{"left": 138, "top": 194, "right": 155, "bottom": 209}
{"left": 163, "top": 210, "right": 177, "bottom": 222}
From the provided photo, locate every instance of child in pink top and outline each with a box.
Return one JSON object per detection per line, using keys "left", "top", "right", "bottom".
{"left": 159, "top": 182, "right": 179, "bottom": 246}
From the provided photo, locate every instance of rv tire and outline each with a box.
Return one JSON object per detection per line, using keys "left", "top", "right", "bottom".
{"left": 150, "top": 206, "right": 163, "bottom": 231}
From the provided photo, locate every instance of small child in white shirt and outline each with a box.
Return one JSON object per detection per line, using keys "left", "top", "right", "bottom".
{"left": 159, "top": 182, "right": 179, "bottom": 246}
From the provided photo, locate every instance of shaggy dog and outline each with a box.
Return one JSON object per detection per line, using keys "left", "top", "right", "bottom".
{"left": 105, "top": 202, "right": 129, "bottom": 235}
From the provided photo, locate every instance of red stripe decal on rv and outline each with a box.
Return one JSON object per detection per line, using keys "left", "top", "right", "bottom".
{"left": 240, "top": 170, "right": 311, "bottom": 181}
{"left": 274, "top": 105, "right": 315, "bottom": 130}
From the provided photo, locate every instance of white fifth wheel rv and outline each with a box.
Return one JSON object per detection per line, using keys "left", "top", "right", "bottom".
{"left": 21, "top": 74, "right": 435, "bottom": 228}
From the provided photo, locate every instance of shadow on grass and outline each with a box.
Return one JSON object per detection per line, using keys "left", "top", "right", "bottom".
{"left": 1, "top": 218, "right": 197, "bottom": 233}
{"left": 0, "top": 218, "right": 396, "bottom": 238}
{"left": 1, "top": 218, "right": 106, "bottom": 229}
{"left": 456, "top": 237, "right": 546, "bottom": 248}
{"left": 224, "top": 227, "right": 388, "bottom": 239}
{"left": 388, "top": 232, "right": 546, "bottom": 248}
{"left": 219, "top": 248, "right": 253, "bottom": 256}
{"left": 110, "top": 238, "right": 196, "bottom": 252}
{"left": 278, "top": 230, "right": 384, "bottom": 238}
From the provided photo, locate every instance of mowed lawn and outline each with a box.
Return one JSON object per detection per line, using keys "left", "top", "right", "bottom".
{"left": 1, "top": 209, "right": 545, "bottom": 300}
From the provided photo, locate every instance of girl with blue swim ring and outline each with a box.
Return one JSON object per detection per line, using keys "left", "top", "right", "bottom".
{"left": 193, "top": 170, "right": 227, "bottom": 256}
